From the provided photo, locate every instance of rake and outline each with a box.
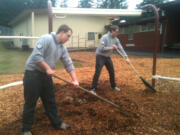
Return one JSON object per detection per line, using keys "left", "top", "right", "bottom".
{"left": 54, "top": 75, "right": 123, "bottom": 110}
{"left": 116, "top": 48, "right": 156, "bottom": 92}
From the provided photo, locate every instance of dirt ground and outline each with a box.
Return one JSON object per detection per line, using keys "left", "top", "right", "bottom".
{"left": 0, "top": 52, "right": 180, "bottom": 135}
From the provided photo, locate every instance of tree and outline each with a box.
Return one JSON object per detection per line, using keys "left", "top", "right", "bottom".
{"left": 60, "top": 0, "right": 68, "bottom": 8}
{"left": 51, "top": 0, "right": 57, "bottom": 7}
{"left": 97, "top": 0, "right": 128, "bottom": 9}
{"left": 136, "top": 0, "right": 169, "bottom": 8}
{"left": 78, "top": 0, "right": 94, "bottom": 8}
{"left": 116, "top": 0, "right": 170, "bottom": 26}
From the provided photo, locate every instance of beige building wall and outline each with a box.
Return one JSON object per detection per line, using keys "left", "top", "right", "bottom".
{"left": 53, "top": 15, "right": 110, "bottom": 48}
{"left": 27, "top": 12, "right": 49, "bottom": 48}
{"left": 13, "top": 15, "right": 32, "bottom": 48}
{"left": 34, "top": 13, "right": 48, "bottom": 36}
{"left": 12, "top": 13, "right": 110, "bottom": 48}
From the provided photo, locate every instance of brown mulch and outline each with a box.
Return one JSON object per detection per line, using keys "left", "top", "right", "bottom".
{"left": 0, "top": 52, "right": 180, "bottom": 135}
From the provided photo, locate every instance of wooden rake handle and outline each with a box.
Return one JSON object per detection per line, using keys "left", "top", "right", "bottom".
{"left": 116, "top": 48, "right": 156, "bottom": 92}
{"left": 115, "top": 48, "right": 140, "bottom": 77}
{"left": 53, "top": 75, "right": 122, "bottom": 110}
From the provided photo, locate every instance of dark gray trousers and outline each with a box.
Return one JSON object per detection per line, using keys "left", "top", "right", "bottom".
{"left": 91, "top": 54, "right": 116, "bottom": 89}
{"left": 22, "top": 70, "right": 61, "bottom": 132}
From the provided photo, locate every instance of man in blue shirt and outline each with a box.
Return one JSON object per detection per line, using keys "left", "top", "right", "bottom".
{"left": 22, "top": 24, "right": 79, "bottom": 135}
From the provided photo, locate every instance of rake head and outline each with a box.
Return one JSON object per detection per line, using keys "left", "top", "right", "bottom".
{"left": 139, "top": 76, "right": 156, "bottom": 92}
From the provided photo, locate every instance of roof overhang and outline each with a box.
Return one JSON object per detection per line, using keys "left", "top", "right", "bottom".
{"left": 52, "top": 8, "right": 142, "bottom": 17}
{"left": 9, "top": 8, "right": 143, "bottom": 26}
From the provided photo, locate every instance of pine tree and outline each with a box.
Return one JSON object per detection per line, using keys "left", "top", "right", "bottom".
{"left": 60, "top": 0, "right": 68, "bottom": 8}
{"left": 136, "top": 0, "right": 169, "bottom": 8}
{"left": 97, "top": 0, "right": 128, "bottom": 9}
{"left": 78, "top": 0, "right": 94, "bottom": 8}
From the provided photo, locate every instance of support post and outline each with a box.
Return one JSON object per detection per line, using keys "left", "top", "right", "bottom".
{"left": 48, "top": 0, "right": 53, "bottom": 33}
{"left": 142, "top": 4, "right": 160, "bottom": 87}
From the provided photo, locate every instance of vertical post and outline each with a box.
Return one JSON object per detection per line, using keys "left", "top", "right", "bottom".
{"left": 31, "top": 12, "right": 35, "bottom": 47}
{"left": 78, "top": 33, "right": 79, "bottom": 48}
{"left": 94, "top": 37, "right": 96, "bottom": 48}
{"left": 142, "top": 4, "right": 160, "bottom": 87}
{"left": 31, "top": 12, "right": 35, "bottom": 36}
{"left": 48, "top": 0, "right": 53, "bottom": 33}
{"left": 71, "top": 36, "right": 73, "bottom": 48}
{"left": 85, "top": 33, "right": 86, "bottom": 48}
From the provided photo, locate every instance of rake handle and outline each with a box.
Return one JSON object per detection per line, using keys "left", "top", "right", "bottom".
{"left": 116, "top": 48, "right": 141, "bottom": 77}
{"left": 53, "top": 75, "right": 122, "bottom": 110}
{"left": 116, "top": 48, "right": 156, "bottom": 92}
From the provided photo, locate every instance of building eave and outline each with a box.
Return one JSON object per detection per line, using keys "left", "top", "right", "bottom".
{"left": 52, "top": 8, "right": 142, "bottom": 17}
{"left": 9, "top": 8, "right": 143, "bottom": 26}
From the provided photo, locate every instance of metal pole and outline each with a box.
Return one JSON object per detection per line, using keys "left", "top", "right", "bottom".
{"left": 71, "top": 36, "right": 73, "bottom": 48}
{"left": 85, "top": 33, "right": 86, "bottom": 48}
{"left": 78, "top": 33, "right": 79, "bottom": 48}
{"left": 142, "top": 4, "right": 160, "bottom": 87}
{"left": 48, "top": 0, "right": 53, "bottom": 33}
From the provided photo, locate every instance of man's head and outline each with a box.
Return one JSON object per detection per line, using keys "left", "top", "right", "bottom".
{"left": 109, "top": 25, "right": 119, "bottom": 37}
{"left": 56, "top": 24, "right": 72, "bottom": 44}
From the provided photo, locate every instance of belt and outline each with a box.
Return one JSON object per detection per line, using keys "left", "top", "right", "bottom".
{"left": 26, "top": 70, "right": 46, "bottom": 75}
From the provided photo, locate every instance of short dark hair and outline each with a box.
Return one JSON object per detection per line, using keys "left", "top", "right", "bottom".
{"left": 109, "top": 25, "right": 119, "bottom": 32}
{"left": 56, "top": 24, "right": 72, "bottom": 34}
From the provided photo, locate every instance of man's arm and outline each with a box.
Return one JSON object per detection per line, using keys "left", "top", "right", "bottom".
{"left": 60, "top": 48, "right": 79, "bottom": 87}
{"left": 37, "top": 61, "right": 55, "bottom": 76}
{"left": 69, "top": 69, "right": 79, "bottom": 87}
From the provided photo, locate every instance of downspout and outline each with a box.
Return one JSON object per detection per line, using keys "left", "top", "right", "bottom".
{"left": 142, "top": 4, "right": 160, "bottom": 88}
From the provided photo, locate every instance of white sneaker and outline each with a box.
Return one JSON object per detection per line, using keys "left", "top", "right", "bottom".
{"left": 60, "top": 122, "right": 71, "bottom": 130}
{"left": 90, "top": 89, "right": 97, "bottom": 95}
{"left": 112, "top": 86, "right": 120, "bottom": 91}
{"left": 23, "top": 131, "right": 32, "bottom": 135}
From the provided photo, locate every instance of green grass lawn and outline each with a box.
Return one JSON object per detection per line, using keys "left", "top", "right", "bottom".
{"left": 0, "top": 44, "right": 81, "bottom": 75}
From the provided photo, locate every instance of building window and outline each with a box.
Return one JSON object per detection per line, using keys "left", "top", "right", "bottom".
{"left": 141, "top": 24, "right": 147, "bottom": 32}
{"left": 140, "top": 23, "right": 155, "bottom": 32}
{"left": 119, "top": 27, "right": 125, "bottom": 34}
{"left": 88, "top": 32, "right": 95, "bottom": 40}
{"left": 134, "top": 25, "right": 141, "bottom": 33}
{"left": 119, "top": 25, "right": 137, "bottom": 40}
{"left": 147, "top": 23, "right": 155, "bottom": 31}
